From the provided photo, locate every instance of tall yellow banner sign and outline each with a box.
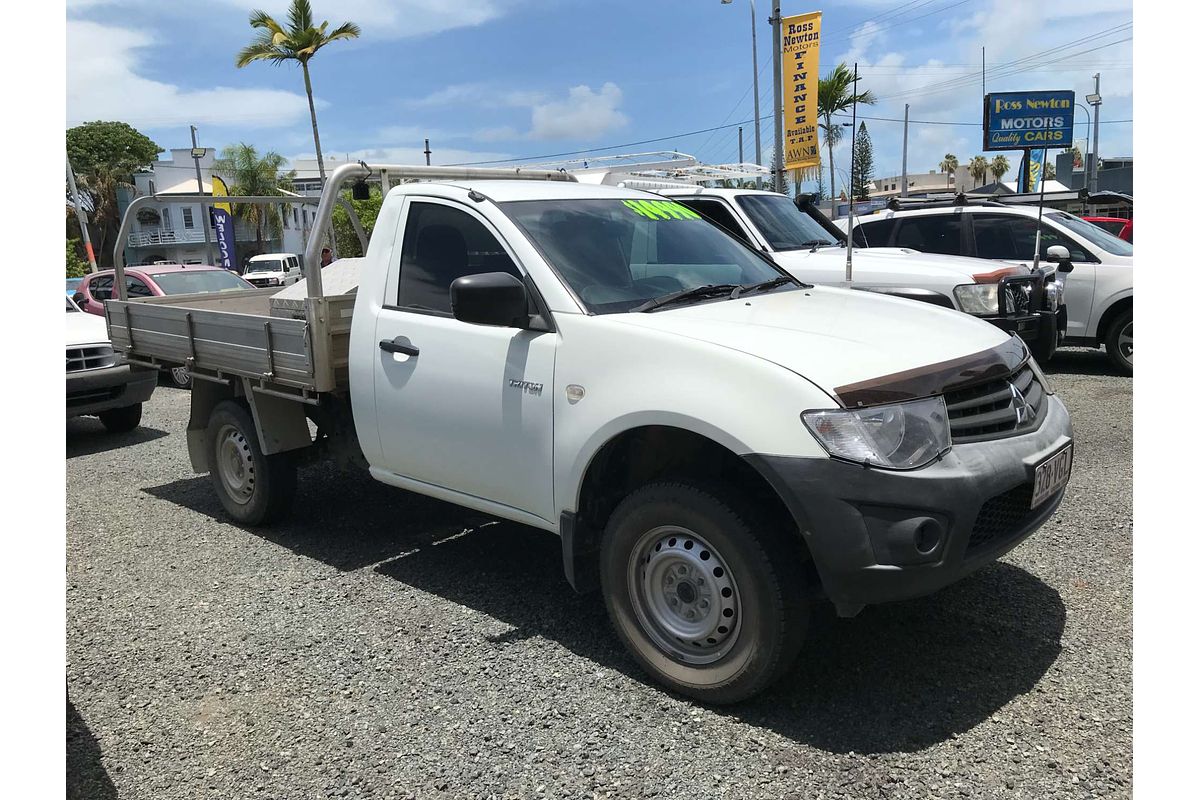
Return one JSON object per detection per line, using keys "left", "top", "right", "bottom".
{"left": 781, "top": 11, "right": 822, "bottom": 174}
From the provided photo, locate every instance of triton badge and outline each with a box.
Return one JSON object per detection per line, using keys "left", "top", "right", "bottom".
{"left": 509, "top": 379, "right": 544, "bottom": 396}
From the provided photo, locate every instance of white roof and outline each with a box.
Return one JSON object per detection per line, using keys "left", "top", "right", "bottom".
{"left": 156, "top": 177, "right": 213, "bottom": 194}
{"left": 656, "top": 186, "right": 783, "bottom": 199}
{"left": 249, "top": 252, "right": 299, "bottom": 260}
{"left": 388, "top": 179, "right": 667, "bottom": 203}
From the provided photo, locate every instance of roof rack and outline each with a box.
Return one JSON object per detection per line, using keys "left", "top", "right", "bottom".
{"left": 527, "top": 151, "right": 772, "bottom": 187}
{"left": 884, "top": 193, "right": 1009, "bottom": 211}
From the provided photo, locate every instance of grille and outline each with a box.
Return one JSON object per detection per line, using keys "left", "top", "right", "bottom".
{"left": 967, "top": 483, "right": 1047, "bottom": 554}
{"left": 66, "top": 344, "right": 117, "bottom": 373}
{"left": 944, "top": 364, "right": 1045, "bottom": 443}
{"left": 67, "top": 387, "right": 120, "bottom": 408}
{"left": 1002, "top": 276, "right": 1036, "bottom": 316}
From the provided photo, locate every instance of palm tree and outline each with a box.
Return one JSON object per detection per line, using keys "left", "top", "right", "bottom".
{"left": 214, "top": 143, "right": 295, "bottom": 255}
{"left": 990, "top": 155, "right": 1010, "bottom": 184}
{"left": 968, "top": 155, "right": 989, "bottom": 188}
{"left": 236, "top": 0, "right": 360, "bottom": 186}
{"left": 818, "top": 63, "right": 876, "bottom": 203}
{"left": 939, "top": 153, "right": 958, "bottom": 189}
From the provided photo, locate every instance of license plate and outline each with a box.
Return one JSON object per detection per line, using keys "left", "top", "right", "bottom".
{"left": 1031, "top": 444, "right": 1073, "bottom": 509}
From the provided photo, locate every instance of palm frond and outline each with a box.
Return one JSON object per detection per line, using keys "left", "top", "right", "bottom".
{"left": 324, "top": 21, "right": 361, "bottom": 41}
{"left": 289, "top": 0, "right": 315, "bottom": 33}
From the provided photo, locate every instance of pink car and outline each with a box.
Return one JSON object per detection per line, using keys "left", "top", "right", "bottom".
{"left": 73, "top": 264, "right": 254, "bottom": 316}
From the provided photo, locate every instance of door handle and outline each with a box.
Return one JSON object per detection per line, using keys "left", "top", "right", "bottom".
{"left": 379, "top": 337, "right": 419, "bottom": 357}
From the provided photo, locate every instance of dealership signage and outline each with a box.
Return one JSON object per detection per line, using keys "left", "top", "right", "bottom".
{"left": 781, "top": 10, "right": 822, "bottom": 174}
{"left": 983, "top": 90, "right": 1075, "bottom": 151}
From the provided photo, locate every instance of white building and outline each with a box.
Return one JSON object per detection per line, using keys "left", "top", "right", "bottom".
{"left": 124, "top": 148, "right": 311, "bottom": 269}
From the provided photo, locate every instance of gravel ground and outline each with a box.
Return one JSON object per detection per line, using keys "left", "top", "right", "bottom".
{"left": 66, "top": 348, "right": 1132, "bottom": 799}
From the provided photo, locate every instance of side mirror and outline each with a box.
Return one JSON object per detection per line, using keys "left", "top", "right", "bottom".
{"left": 1045, "top": 244, "right": 1074, "bottom": 274}
{"left": 450, "top": 272, "right": 529, "bottom": 327}
{"left": 72, "top": 292, "right": 86, "bottom": 306}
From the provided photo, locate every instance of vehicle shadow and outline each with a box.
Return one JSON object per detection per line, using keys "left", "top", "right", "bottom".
{"left": 67, "top": 698, "right": 118, "bottom": 800}
{"left": 144, "top": 467, "right": 1065, "bottom": 754}
{"left": 67, "top": 421, "right": 168, "bottom": 459}
{"left": 1043, "top": 347, "right": 1127, "bottom": 377}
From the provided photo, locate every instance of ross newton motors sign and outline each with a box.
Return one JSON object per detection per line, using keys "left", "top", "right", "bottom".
{"left": 983, "top": 90, "right": 1075, "bottom": 151}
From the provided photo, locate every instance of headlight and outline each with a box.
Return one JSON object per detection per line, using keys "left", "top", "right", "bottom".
{"left": 802, "top": 396, "right": 951, "bottom": 470}
{"left": 953, "top": 283, "right": 999, "bottom": 315}
{"left": 1043, "top": 279, "right": 1063, "bottom": 311}
{"left": 267, "top": 277, "right": 281, "bottom": 286}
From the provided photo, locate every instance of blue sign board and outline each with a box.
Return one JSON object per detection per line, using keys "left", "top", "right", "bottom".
{"left": 983, "top": 90, "right": 1075, "bottom": 151}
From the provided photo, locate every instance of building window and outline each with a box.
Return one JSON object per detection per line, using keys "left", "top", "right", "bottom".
{"left": 162, "top": 208, "right": 172, "bottom": 229}
{"left": 283, "top": 206, "right": 290, "bottom": 228}
{"left": 182, "top": 207, "right": 194, "bottom": 229}
{"left": 293, "top": 207, "right": 299, "bottom": 227}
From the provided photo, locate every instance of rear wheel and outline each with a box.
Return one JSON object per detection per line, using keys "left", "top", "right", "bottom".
{"left": 205, "top": 400, "right": 296, "bottom": 526}
{"left": 167, "top": 366, "right": 192, "bottom": 389}
{"left": 98, "top": 403, "right": 142, "bottom": 433}
{"left": 600, "top": 482, "right": 808, "bottom": 704}
{"left": 1104, "top": 310, "right": 1132, "bottom": 374}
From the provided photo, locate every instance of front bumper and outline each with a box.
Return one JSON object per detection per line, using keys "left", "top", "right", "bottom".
{"left": 746, "top": 394, "right": 1072, "bottom": 613}
{"left": 66, "top": 364, "right": 156, "bottom": 417}
{"left": 982, "top": 309, "right": 1058, "bottom": 345}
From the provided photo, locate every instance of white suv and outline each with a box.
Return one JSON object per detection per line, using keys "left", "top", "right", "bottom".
{"left": 847, "top": 202, "right": 1133, "bottom": 372}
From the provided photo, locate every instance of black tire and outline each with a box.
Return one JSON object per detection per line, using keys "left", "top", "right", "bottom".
{"left": 1104, "top": 309, "right": 1132, "bottom": 374}
{"left": 98, "top": 403, "right": 142, "bottom": 433}
{"left": 166, "top": 366, "right": 192, "bottom": 389}
{"left": 205, "top": 400, "right": 296, "bottom": 526}
{"left": 1030, "top": 330, "right": 1056, "bottom": 366}
{"left": 600, "top": 482, "right": 808, "bottom": 705}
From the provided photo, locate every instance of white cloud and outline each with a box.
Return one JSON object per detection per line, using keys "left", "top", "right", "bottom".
{"left": 529, "top": 83, "right": 628, "bottom": 140}
{"left": 67, "top": 20, "right": 312, "bottom": 128}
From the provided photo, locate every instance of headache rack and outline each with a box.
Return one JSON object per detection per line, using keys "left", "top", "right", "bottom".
{"left": 104, "top": 162, "right": 576, "bottom": 394}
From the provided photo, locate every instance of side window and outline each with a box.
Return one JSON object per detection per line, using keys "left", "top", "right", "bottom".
{"left": 676, "top": 199, "right": 751, "bottom": 244}
{"left": 853, "top": 218, "right": 897, "bottom": 247}
{"left": 1001, "top": 217, "right": 1091, "bottom": 263}
{"left": 92, "top": 275, "right": 115, "bottom": 301}
{"left": 972, "top": 215, "right": 1021, "bottom": 260}
{"left": 894, "top": 215, "right": 963, "bottom": 256}
{"left": 396, "top": 202, "right": 520, "bottom": 313}
{"left": 125, "top": 276, "right": 153, "bottom": 298}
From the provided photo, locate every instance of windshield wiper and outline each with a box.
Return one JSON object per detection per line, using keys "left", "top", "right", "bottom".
{"left": 730, "top": 276, "right": 797, "bottom": 299}
{"left": 632, "top": 283, "right": 740, "bottom": 313}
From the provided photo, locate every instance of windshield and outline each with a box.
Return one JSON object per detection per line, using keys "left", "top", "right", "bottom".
{"left": 1049, "top": 212, "right": 1133, "bottom": 256}
{"left": 500, "top": 198, "right": 793, "bottom": 314}
{"left": 149, "top": 270, "right": 251, "bottom": 294}
{"left": 247, "top": 259, "right": 285, "bottom": 273}
{"left": 735, "top": 194, "right": 840, "bottom": 251}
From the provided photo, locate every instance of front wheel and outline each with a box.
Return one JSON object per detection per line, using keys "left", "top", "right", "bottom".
{"left": 98, "top": 403, "right": 142, "bottom": 433}
{"left": 1105, "top": 310, "right": 1132, "bottom": 374}
{"left": 205, "top": 400, "right": 296, "bottom": 526}
{"left": 600, "top": 482, "right": 808, "bottom": 705}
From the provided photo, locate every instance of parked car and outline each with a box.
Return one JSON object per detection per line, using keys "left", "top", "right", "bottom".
{"left": 1083, "top": 216, "right": 1133, "bottom": 243}
{"left": 66, "top": 295, "right": 156, "bottom": 432}
{"left": 108, "top": 163, "right": 1074, "bottom": 704}
{"left": 846, "top": 202, "right": 1133, "bottom": 373}
{"left": 243, "top": 252, "right": 303, "bottom": 288}
{"left": 655, "top": 187, "right": 1064, "bottom": 363}
{"left": 73, "top": 264, "right": 255, "bottom": 388}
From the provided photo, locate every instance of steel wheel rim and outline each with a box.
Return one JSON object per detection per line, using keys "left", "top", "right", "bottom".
{"left": 627, "top": 526, "right": 742, "bottom": 665}
{"left": 216, "top": 424, "right": 255, "bottom": 505}
{"left": 1117, "top": 321, "right": 1132, "bottom": 364}
{"left": 171, "top": 367, "right": 190, "bottom": 386}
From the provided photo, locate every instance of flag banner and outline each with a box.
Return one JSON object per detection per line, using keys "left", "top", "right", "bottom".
{"left": 782, "top": 11, "right": 822, "bottom": 175}
{"left": 210, "top": 175, "right": 237, "bottom": 270}
{"left": 1025, "top": 148, "right": 1046, "bottom": 192}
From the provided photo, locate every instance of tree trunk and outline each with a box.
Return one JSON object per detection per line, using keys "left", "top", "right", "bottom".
{"left": 827, "top": 141, "right": 836, "bottom": 211}
{"left": 302, "top": 61, "right": 325, "bottom": 184}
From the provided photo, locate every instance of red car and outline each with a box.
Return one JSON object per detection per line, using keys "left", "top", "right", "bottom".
{"left": 1083, "top": 216, "right": 1133, "bottom": 243}
{"left": 72, "top": 264, "right": 254, "bottom": 316}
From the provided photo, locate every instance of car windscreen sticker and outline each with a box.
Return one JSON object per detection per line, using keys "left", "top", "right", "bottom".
{"left": 622, "top": 199, "right": 703, "bottom": 221}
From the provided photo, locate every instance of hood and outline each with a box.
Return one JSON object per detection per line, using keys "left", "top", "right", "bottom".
{"left": 612, "top": 285, "right": 1012, "bottom": 397}
{"left": 774, "top": 245, "right": 1029, "bottom": 283}
{"left": 65, "top": 310, "right": 110, "bottom": 347}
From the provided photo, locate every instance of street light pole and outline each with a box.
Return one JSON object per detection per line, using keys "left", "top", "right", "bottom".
{"left": 1090, "top": 73, "right": 1102, "bottom": 207}
{"left": 190, "top": 125, "right": 216, "bottom": 266}
{"left": 770, "top": 2, "right": 785, "bottom": 194}
{"left": 722, "top": 0, "right": 762, "bottom": 187}
{"left": 66, "top": 156, "right": 99, "bottom": 273}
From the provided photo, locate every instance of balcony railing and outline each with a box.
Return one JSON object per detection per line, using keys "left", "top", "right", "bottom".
{"left": 127, "top": 227, "right": 273, "bottom": 247}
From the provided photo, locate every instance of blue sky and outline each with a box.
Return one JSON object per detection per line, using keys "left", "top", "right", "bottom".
{"left": 66, "top": 0, "right": 1133, "bottom": 196}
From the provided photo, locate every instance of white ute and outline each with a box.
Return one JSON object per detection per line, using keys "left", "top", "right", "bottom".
{"left": 66, "top": 295, "right": 156, "bottom": 431}
{"left": 242, "top": 252, "right": 303, "bottom": 288}
{"left": 106, "top": 164, "right": 1074, "bottom": 703}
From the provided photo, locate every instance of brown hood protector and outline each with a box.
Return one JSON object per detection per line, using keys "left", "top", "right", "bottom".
{"left": 835, "top": 336, "right": 1028, "bottom": 408}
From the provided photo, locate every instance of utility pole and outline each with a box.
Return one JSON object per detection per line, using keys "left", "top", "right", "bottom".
{"left": 66, "top": 156, "right": 99, "bottom": 273}
{"left": 738, "top": 126, "right": 744, "bottom": 165}
{"left": 190, "top": 125, "right": 216, "bottom": 265}
{"left": 424, "top": 138, "right": 432, "bottom": 166}
{"left": 1090, "top": 73, "right": 1102, "bottom": 208}
{"left": 749, "top": 0, "right": 763, "bottom": 188}
{"left": 770, "top": 3, "right": 785, "bottom": 194}
{"left": 901, "top": 103, "right": 910, "bottom": 198}
{"left": 845, "top": 62, "right": 860, "bottom": 283}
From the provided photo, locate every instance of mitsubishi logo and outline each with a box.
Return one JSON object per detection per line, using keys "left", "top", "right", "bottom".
{"left": 1010, "top": 383, "right": 1030, "bottom": 424}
